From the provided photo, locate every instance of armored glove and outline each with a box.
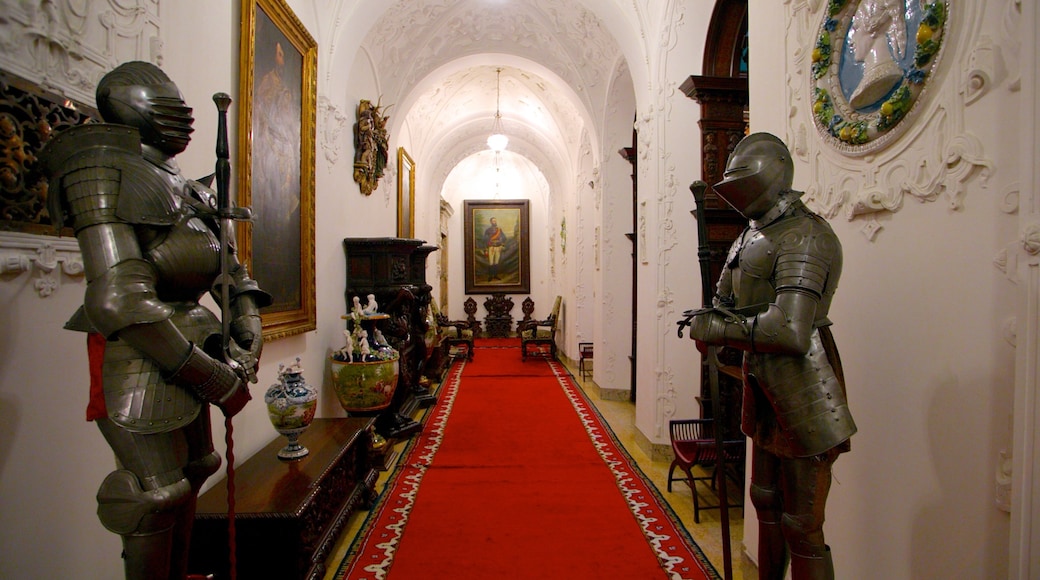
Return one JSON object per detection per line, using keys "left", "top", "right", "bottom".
{"left": 687, "top": 307, "right": 753, "bottom": 350}
{"left": 168, "top": 344, "right": 251, "bottom": 417}
{"left": 228, "top": 299, "right": 263, "bottom": 383}
{"left": 220, "top": 264, "right": 270, "bottom": 383}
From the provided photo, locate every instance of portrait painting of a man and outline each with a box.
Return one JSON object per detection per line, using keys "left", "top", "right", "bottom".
{"left": 464, "top": 200, "right": 530, "bottom": 294}
{"left": 238, "top": 0, "right": 317, "bottom": 340}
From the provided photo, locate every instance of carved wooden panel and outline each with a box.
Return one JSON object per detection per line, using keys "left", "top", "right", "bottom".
{"left": 0, "top": 71, "right": 97, "bottom": 236}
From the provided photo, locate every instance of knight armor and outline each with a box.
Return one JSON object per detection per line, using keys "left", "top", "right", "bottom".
{"left": 710, "top": 203, "right": 855, "bottom": 457}
{"left": 40, "top": 61, "right": 268, "bottom": 580}
{"left": 687, "top": 132, "right": 855, "bottom": 579}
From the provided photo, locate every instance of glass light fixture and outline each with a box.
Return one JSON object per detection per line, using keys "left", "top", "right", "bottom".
{"left": 486, "top": 67, "right": 508, "bottom": 151}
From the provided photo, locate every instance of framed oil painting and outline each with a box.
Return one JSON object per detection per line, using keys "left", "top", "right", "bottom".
{"left": 397, "top": 147, "right": 415, "bottom": 238}
{"left": 463, "top": 199, "right": 530, "bottom": 294}
{"left": 238, "top": 0, "right": 317, "bottom": 341}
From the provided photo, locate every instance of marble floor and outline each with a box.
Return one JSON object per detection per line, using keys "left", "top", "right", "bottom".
{"left": 322, "top": 356, "right": 755, "bottom": 579}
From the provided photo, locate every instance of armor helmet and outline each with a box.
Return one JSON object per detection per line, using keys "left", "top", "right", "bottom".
{"left": 96, "top": 61, "right": 194, "bottom": 156}
{"left": 713, "top": 133, "right": 794, "bottom": 220}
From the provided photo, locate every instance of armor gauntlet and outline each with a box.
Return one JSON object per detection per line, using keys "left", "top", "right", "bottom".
{"left": 690, "top": 291, "right": 818, "bottom": 355}
{"left": 218, "top": 263, "right": 271, "bottom": 381}
{"left": 167, "top": 344, "right": 251, "bottom": 417}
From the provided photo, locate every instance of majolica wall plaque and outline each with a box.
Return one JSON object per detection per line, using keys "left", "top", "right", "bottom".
{"left": 811, "top": 0, "right": 949, "bottom": 155}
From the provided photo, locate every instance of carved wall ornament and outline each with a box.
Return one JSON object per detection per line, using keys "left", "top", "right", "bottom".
{"left": 788, "top": 1, "right": 995, "bottom": 240}
{"left": 1021, "top": 223, "right": 1040, "bottom": 256}
{"left": 0, "top": 0, "right": 160, "bottom": 107}
{"left": 0, "top": 231, "right": 84, "bottom": 297}
{"left": 318, "top": 95, "right": 348, "bottom": 165}
{"left": 353, "top": 98, "right": 391, "bottom": 195}
{"left": 811, "top": 0, "right": 949, "bottom": 155}
{"left": 0, "top": 71, "right": 97, "bottom": 236}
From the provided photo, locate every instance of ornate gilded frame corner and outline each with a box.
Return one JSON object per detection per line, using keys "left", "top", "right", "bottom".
{"left": 238, "top": 0, "right": 317, "bottom": 341}
{"left": 397, "top": 147, "right": 415, "bottom": 238}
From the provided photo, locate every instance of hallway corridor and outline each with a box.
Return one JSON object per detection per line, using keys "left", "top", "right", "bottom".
{"left": 325, "top": 347, "right": 751, "bottom": 579}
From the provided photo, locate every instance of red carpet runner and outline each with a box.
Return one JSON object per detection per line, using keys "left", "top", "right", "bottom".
{"left": 336, "top": 338, "right": 717, "bottom": 579}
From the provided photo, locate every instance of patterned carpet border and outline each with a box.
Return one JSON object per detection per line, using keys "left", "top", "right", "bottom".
{"left": 543, "top": 357, "right": 720, "bottom": 580}
{"left": 334, "top": 361, "right": 465, "bottom": 580}
{"left": 334, "top": 350, "right": 720, "bottom": 580}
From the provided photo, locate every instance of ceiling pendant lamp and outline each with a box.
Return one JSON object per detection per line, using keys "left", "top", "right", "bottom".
{"left": 486, "top": 67, "right": 508, "bottom": 151}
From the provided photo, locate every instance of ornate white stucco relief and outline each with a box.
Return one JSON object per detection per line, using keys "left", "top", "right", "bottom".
{"left": 0, "top": 0, "right": 160, "bottom": 296}
{"left": 0, "top": 232, "right": 84, "bottom": 297}
{"left": 318, "top": 95, "right": 348, "bottom": 165}
{"left": 0, "top": 0, "right": 161, "bottom": 107}
{"left": 648, "top": 1, "right": 686, "bottom": 437}
{"left": 788, "top": 1, "right": 995, "bottom": 241}
{"left": 362, "top": 0, "right": 619, "bottom": 126}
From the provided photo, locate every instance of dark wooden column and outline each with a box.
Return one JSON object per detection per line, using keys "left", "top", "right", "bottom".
{"left": 680, "top": 75, "right": 748, "bottom": 440}
{"left": 618, "top": 141, "right": 637, "bottom": 402}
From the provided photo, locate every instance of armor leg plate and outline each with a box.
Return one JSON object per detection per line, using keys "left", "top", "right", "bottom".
{"left": 778, "top": 449, "right": 838, "bottom": 563}
{"left": 750, "top": 446, "right": 789, "bottom": 580}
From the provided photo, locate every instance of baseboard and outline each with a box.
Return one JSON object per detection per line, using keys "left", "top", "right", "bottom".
{"left": 632, "top": 426, "right": 674, "bottom": 462}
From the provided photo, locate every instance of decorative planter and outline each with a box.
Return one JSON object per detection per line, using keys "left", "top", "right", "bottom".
{"left": 264, "top": 359, "right": 318, "bottom": 460}
{"left": 329, "top": 353, "right": 400, "bottom": 413}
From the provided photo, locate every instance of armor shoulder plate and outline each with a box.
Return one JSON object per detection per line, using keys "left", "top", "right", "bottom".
{"left": 773, "top": 215, "right": 841, "bottom": 299}
{"left": 42, "top": 124, "right": 182, "bottom": 229}
{"left": 41, "top": 124, "right": 140, "bottom": 230}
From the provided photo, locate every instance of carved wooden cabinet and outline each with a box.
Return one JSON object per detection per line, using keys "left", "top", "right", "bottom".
{"left": 343, "top": 238, "right": 438, "bottom": 440}
{"left": 188, "top": 417, "right": 377, "bottom": 580}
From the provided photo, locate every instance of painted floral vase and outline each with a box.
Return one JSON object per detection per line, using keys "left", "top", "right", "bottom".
{"left": 330, "top": 351, "right": 399, "bottom": 413}
{"left": 264, "top": 358, "right": 318, "bottom": 460}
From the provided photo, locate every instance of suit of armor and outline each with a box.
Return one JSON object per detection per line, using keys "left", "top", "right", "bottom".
{"left": 41, "top": 62, "right": 268, "bottom": 580}
{"left": 688, "top": 133, "right": 856, "bottom": 580}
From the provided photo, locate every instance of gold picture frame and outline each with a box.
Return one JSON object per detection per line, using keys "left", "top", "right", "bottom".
{"left": 238, "top": 0, "right": 317, "bottom": 341}
{"left": 397, "top": 147, "right": 415, "bottom": 238}
{"left": 463, "top": 199, "right": 531, "bottom": 294}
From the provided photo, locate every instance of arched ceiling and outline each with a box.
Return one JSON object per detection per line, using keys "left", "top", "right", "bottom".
{"left": 358, "top": 0, "right": 627, "bottom": 199}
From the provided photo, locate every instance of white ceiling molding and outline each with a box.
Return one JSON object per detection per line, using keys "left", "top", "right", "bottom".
{"left": 0, "top": 0, "right": 161, "bottom": 107}
{"left": 788, "top": 1, "right": 996, "bottom": 241}
{"left": 0, "top": 232, "right": 84, "bottom": 298}
{"left": 362, "top": 0, "right": 618, "bottom": 129}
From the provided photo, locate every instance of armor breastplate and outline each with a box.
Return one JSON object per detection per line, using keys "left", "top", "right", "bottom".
{"left": 730, "top": 205, "right": 841, "bottom": 327}
{"left": 727, "top": 203, "right": 855, "bottom": 457}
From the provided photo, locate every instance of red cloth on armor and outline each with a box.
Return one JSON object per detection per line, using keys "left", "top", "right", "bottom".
{"left": 86, "top": 332, "right": 107, "bottom": 421}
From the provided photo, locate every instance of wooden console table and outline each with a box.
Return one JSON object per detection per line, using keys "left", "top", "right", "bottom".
{"left": 188, "top": 417, "right": 377, "bottom": 580}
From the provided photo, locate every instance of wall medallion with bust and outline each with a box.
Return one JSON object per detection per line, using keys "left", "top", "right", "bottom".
{"left": 811, "top": 0, "right": 948, "bottom": 155}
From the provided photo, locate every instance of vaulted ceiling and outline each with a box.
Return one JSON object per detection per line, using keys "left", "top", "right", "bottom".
{"left": 357, "top": 0, "right": 629, "bottom": 199}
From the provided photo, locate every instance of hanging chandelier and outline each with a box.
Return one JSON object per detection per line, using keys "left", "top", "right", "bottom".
{"left": 486, "top": 67, "right": 508, "bottom": 151}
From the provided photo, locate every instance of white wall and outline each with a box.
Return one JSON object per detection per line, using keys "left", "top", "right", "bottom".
{"left": 0, "top": 1, "right": 1030, "bottom": 578}
{"left": 742, "top": 2, "right": 1016, "bottom": 577}
{"left": 595, "top": 58, "right": 637, "bottom": 394}
{"left": 631, "top": 1, "right": 714, "bottom": 446}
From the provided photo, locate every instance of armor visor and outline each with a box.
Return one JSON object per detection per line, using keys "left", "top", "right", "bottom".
{"left": 713, "top": 133, "right": 794, "bottom": 220}
{"left": 149, "top": 96, "right": 194, "bottom": 148}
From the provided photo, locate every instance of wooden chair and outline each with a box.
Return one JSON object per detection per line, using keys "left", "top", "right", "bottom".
{"left": 666, "top": 419, "right": 746, "bottom": 523}
{"left": 578, "top": 342, "right": 593, "bottom": 380}
{"left": 435, "top": 302, "right": 477, "bottom": 361}
{"left": 519, "top": 296, "right": 561, "bottom": 360}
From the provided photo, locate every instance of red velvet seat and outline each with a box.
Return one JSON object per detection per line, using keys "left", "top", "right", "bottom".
{"left": 667, "top": 419, "right": 745, "bottom": 523}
